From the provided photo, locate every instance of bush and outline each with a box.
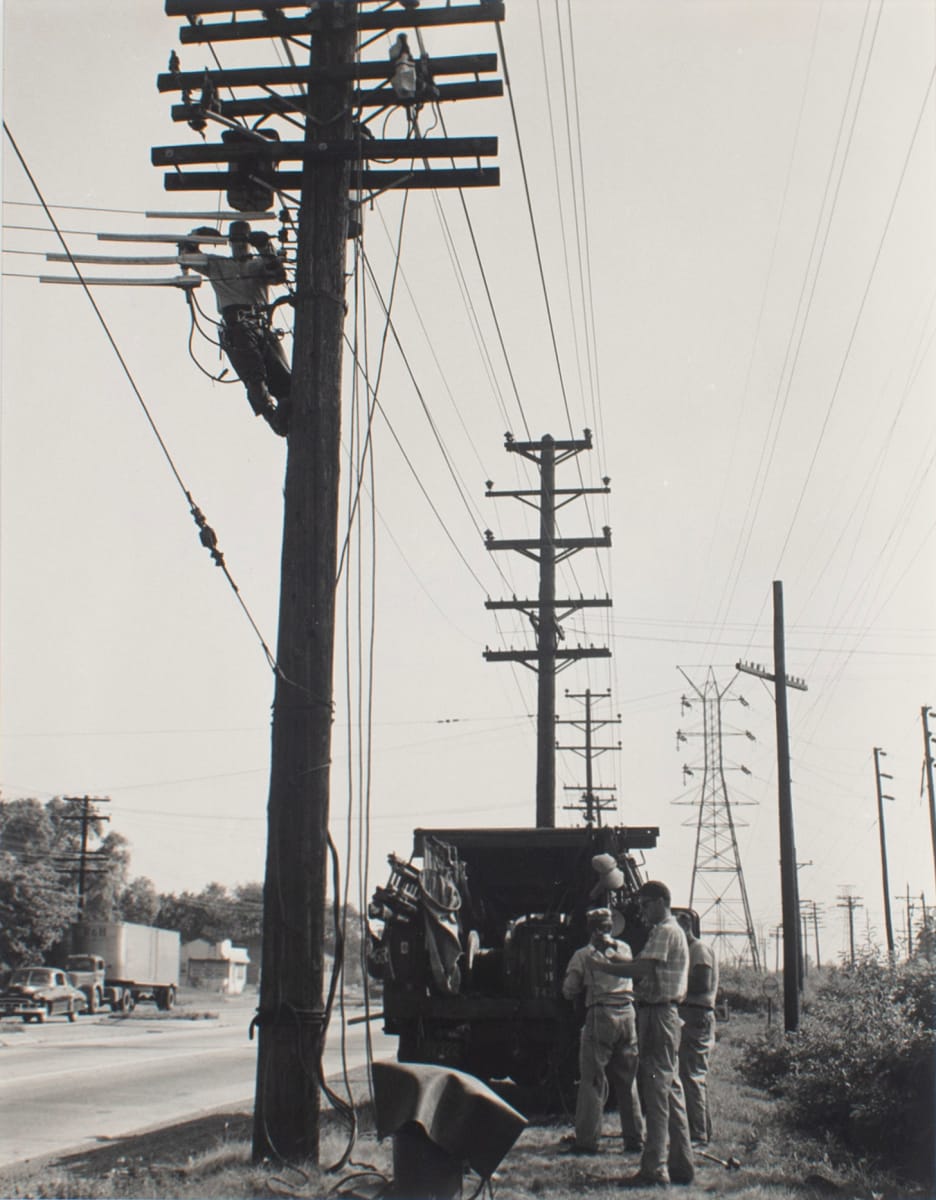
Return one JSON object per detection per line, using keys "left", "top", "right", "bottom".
{"left": 717, "top": 963, "right": 771, "bottom": 1013}
{"left": 737, "top": 960, "right": 935, "bottom": 1185}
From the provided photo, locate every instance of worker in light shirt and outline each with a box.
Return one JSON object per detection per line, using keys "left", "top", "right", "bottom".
{"left": 561, "top": 907, "right": 645, "bottom": 1155}
{"left": 675, "top": 910, "right": 719, "bottom": 1145}
{"left": 593, "top": 880, "right": 694, "bottom": 1187}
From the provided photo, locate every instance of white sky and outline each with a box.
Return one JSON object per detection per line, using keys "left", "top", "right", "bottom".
{"left": 2, "top": 0, "right": 935, "bottom": 965}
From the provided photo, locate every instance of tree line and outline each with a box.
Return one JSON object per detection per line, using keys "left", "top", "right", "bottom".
{"left": 0, "top": 797, "right": 361, "bottom": 976}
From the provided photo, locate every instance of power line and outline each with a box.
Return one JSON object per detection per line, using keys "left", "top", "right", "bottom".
{"left": 3, "top": 119, "right": 279, "bottom": 674}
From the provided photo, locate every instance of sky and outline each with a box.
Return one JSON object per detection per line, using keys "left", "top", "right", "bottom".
{"left": 2, "top": 0, "right": 935, "bottom": 967}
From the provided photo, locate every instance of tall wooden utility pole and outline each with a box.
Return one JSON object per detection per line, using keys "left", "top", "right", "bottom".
{"left": 737, "top": 580, "right": 807, "bottom": 1031}
{"left": 484, "top": 433, "right": 611, "bottom": 827}
{"left": 253, "top": 6, "right": 356, "bottom": 1164}
{"left": 872, "top": 747, "right": 895, "bottom": 957}
{"left": 557, "top": 689, "right": 621, "bottom": 826}
{"left": 156, "top": 0, "right": 504, "bottom": 1164}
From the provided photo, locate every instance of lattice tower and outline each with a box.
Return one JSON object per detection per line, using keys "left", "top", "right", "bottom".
{"left": 675, "top": 668, "right": 761, "bottom": 969}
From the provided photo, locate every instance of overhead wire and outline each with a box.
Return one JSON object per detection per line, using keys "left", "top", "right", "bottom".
{"left": 719, "top": 0, "right": 883, "bottom": 661}
{"left": 2, "top": 119, "right": 279, "bottom": 674}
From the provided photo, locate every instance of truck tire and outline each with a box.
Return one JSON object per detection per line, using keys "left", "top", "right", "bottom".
{"left": 120, "top": 991, "right": 134, "bottom": 1014}
{"left": 85, "top": 988, "right": 99, "bottom": 1014}
{"left": 67, "top": 1003, "right": 77, "bottom": 1023}
{"left": 36, "top": 1005, "right": 48, "bottom": 1024}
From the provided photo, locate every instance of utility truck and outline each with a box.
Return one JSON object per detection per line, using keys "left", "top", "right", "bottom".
{"left": 65, "top": 921, "right": 180, "bottom": 1013}
{"left": 366, "top": 824, "right": 664, "bottom": 1104}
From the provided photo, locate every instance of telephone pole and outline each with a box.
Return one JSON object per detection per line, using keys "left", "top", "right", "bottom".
{"left": 837, "top": 890, "right": 862, "bottom": 966}
{"left": 557, "top": 688, "right": 620, "bottom": 825}
{"left": 157, "top": 0, "right": 505, "bottom": 1164}
{"left": 484, "top": 433, "right": 611, "bottom": 827}
{"left": 737, "top": 580, "right": 807, "bottom": 1031}
{"left": 60, "top": 796, "right": 110, "bottom": 917}
{"left": 922, "top": 706, "right": 936, "bottom": 893}
{"left": 872, "top": 747, "right": 895, "bottom": 957}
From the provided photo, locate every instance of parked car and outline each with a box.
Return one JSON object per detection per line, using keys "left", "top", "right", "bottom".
{"left": 0, "top": 967, "right": 89, "bottom": 1023}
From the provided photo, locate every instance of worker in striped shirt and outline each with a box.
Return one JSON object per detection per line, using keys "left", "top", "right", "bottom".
{"left": 593, "top": 880, "right": 694, "bottom": 1186}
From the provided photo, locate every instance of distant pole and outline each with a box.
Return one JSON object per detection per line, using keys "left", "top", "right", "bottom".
{"left": 872, "top": 747, "right": 895, "bottom": 957}
{"left": 838, "top": 891, "right": 862, "bottom": 966}
{"left": 773, "top": 582, "right": 800, "bottom": 1030}
{"left": 922, "top": 707, "right": 936, "bottom": 893}
{"left": 61, "top": 796, "right": 110, "bottom": 918}
{"left": 252, "top": 2, "right": 355, "bottom": 1165}
{"left": 812, "top": 902, "right": 822, "bottom": 970}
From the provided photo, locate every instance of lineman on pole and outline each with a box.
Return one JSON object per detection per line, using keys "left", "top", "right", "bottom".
{"left": 179, "top": 221, "right": 291, "bottom": 436}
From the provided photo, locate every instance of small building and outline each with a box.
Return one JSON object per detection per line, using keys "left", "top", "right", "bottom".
{"left": 181, "top": 938, "right": 250, "bottom": 995}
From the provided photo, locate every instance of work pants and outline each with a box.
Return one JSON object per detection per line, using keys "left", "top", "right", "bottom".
{"left": 575, "top": 1004, "right": 645, "bottom": 1150}
{"left": 636, "top": 1005, "right": 694, "bottom": 1183}
{"left": 221, "top": 317, "right": 291, "bottom": 410}
{"left": 678, "top": 1005, "right": 715, "bottom": 1143}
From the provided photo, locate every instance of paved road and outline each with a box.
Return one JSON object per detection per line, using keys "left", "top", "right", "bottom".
{"left": 0, "top": 992, "right": 393, "bottom": 1168}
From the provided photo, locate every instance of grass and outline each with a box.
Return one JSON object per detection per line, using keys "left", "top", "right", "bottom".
{"left": 0, "top": 1014, "right": 929, "bottom": 1199}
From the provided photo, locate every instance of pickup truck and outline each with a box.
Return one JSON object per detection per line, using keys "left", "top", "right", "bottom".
{"left": 0, "top": 966, "right": 88, "bottom": 1023}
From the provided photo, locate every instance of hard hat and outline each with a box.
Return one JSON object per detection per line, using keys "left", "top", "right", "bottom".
{"left": 228, "top": 220, "right": 252, "bottom": 240}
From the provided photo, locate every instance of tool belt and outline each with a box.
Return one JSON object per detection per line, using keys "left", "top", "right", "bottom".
{"left": 221, "top": 304, "right": 267, "bottom": 328}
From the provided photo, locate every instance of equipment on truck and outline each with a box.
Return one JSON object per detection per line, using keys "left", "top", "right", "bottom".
{"left": 367, "top": 825, "right": 660, "bottom": 1103}
{"left": 65, "top": 921, "right": 180, "bottom": 1013}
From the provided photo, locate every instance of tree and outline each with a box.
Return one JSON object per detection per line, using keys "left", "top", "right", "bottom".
{"left": 119, "top": 876, "right": 160, "bottom": 925}
{"left": 0, "top": 799, "right": 77, "bottom": 967}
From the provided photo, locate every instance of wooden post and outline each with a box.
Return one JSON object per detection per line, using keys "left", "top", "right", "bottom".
{"left": 773, "top": 581, "right": 801, "bottom": 1032}
{"left": 536, "top": 436, "right": 557, "bottom": 828}
{"left": 252, "top": 1, "right": 355, "bottom": 1164}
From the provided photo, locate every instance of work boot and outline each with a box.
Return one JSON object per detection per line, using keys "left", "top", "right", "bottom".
{"left": 263, "top": 399, "right": 290, "bottom": 437}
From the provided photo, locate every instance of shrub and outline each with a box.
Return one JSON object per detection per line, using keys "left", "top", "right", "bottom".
{"left": 717, "top": 963, "right": 769, "bottom": 1013}
{"left": 736, "top": 960, "right": 935, "bottom": 1186}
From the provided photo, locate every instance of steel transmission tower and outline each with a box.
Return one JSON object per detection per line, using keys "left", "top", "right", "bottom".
{"left": 675, "top": 668, "right": 761, "bottom": 969}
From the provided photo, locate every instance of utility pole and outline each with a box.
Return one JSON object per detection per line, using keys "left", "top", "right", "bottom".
{"left": 157, "top": 0, "right": 505, "bottom": 1165}
{"left": 61, "top": 796, "right": 111, "bottom": 917}
{"left": 737, "top": 580, "right": 807, "bottom": 1031}
{"left": 922, "top": 707, "right": 936, "bottom": 893}
{"left": 900, "top": 885, "right": 915, "bottom": 958}
{"left": 484, "top": 433, "right": 611, "bottom": 826}
{"left": 872, "top": 747, "right": 895, "bottom": 957}
{"left": 807, "top": 899, "right": 823, "bottom": 970}
{"left": 837, "top": 889, "right": 862, "bottom": 966}
{"left": 674, "top": 669, "right": 760, "bottom": 968}
{"left": 557, "top": 688, "right": 620, "bottom": 826}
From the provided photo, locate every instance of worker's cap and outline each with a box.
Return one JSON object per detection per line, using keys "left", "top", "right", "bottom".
{"left": 586, "top": 907, "right": 613, "bottom": 931}
{"left": 638, "top": 880, "right": 671, "bottom": 905}
{"left": 591, "top": 853, "right": 625, "bottom": 892}
{"left": 228, "top": 220, "right": 252, "bottom": 240}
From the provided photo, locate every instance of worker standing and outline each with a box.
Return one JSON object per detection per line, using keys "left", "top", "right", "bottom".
{"left": 593, "top": 880, "right": 694, "bottom": 1186}
{"left": 179, "top": 220, "right": 291, "bottom": 436}
{"left": 675, "top": 911, "right": 719, "bottom": 1146}
{"left": 561, "top": 907, "right": 645, "bottom": 1155}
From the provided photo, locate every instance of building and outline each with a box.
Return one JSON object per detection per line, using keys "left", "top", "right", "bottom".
{"left": 181, "top": 938, "right": 250, "bottom": 994}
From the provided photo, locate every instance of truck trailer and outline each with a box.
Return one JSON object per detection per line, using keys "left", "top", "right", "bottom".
{"left": 367, "top": 824, "right": 663, "bottom": 1104}
{"left": 65, "top": 921, "right": 181, "bottom": 1013}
